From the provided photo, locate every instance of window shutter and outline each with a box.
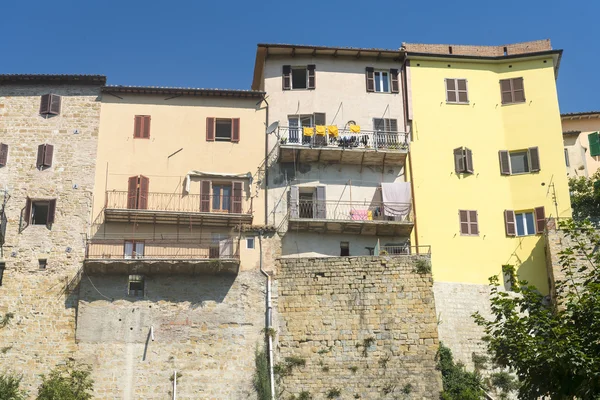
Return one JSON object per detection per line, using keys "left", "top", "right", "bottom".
{"left": 390, "top": 69, "right": 400, "bottom": 93}
{"left": 43, "top": 144, "right": 54, "bottom": 168}
{"left": 127, "top": 176, "right": 138, "bottom": 209}
{"left": 445, "top": 79, "right": 457, "bottom": 102}
{"left": 138, "top": 175, "right": 149, "bottom": 210}
{"left": 232, "top": 181, "right": 243, "bottom": 214}
{"left": 36, "top": 144, "right": 45, "bottom": 168}
{"left": 588, "top": 132, "right": 600, "bottom": 156}
{"left": 512, "top": 78, "right": 525, "bottom": 103}
{"left": 454, "top": 147, "right": 465, "bottom": 173}
{"left": 134, "top": 116, "right": 142, "bottom": 138}
{"left": 366, "top": 67, "right": 375, "bottom": 92}
{"left": 528, "top": 146, "right": 540, "bottom": 172}
{"left": 40, "top": 94, "right": 51, "bottom": 115}
{"left": 316, "top": 186, "right": 326, "bottom": 219}
{"left": 200, "top": 181, "right": 211, "bottom": 212}
{"left": 457, "top": 79, "right": 468, "bottom": 103}
{"left": 504, "top": 210, "right": 516, "bottom": 236}
{"left": 499, "top": 150, "right": 511, "bottom": 175}
{"left": 47, "top": 199, "right": 57, "bottom": 225}
{"left": 465, "top": 148, "right": 474, "bottom": 173}
{"left": 206, "top": 117, "right": 215, "bottom": 141}
{"left": 49, "top": 94, "right": 61, "bottom": 115}
{"left": 282, "top": 65, "right": 292, "bottom": 90}
{"left": 0, "top": 143, "right": 8, "bottom": 167}
{"left": 469, "top": 210, "right": 478, "bottom": 235}
{"left": 307, "top": 65, "right": 316, "bottom": 89}
{"left": 459, "top": 210, "right": 470, "bottom": 235}
{"left": 534, "top": 206, "right": 545, "bottom": 234}
{"left": 289, "top": 186, "right": 299, "bottom": 218}
{"left": 313, "top": 113, "right": 326, "bottom": 126}
{"left": 24, "top": 197, "right": 32, "bottom": 226}
{"left": 142, "top": 116, "right": 151, "bottom": 139}
{"left": 500, "top": 79, "right": 512, "bottom": 104}
{"left": 231, "top": 118, "right": 240, "bottom": 143}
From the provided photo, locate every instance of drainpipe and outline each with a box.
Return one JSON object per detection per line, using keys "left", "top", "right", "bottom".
{"left": 258, "top": 230, "right": 275, "bottom": 400}
{"left": 262, "top": 96, "right": 270, "bottom": 226}
{"left": 172, "top": 370, "right": 177, "bottom": 400}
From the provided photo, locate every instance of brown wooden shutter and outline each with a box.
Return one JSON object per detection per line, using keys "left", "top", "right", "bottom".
{"left": 390, "top": 69, "right": 400, "bottom": 93}
{"left": 307, "top": 65, "right": 316, "bottom": 89}
{"left": 534, "top": 206, "right": 545, "bottom": 234}
{"left": 24, "top": 197, "right": 32, "bottom": 225}
{"left": 47, "top": 199, "right": 57, "bottom": 225}
{"left": 469, "top": 210, "right": 478, "bottom": 235}
{"left": 127, "top": 176, "right": 138, "bottom": 209}
{"left": 231, "top": 118, "right": 240, "bottom": 143}
{"left": 504, "top": 210, "right": 516, "bottom": 236}
{"left": 138, "top": 175, "right": 149, "bottom": 210}
{"left": 289, "top": 186, "right": 299, "bottom": 218}
{"left": 200, "top": 181, "right": 211, "bottom": 212}
{"left": 313, "top": 113, "right": 326, "bottom": 126}
{"left": 36, "top": 144, "right": 45, "bottom": 168}
{"left": 366, "top": 67, "right": 375, "bottom": 92}
{"left": 206, "top": 117, "right": 215, "bottom": 141}
{"left": 142, "top": 116, "right": 151, "bottom": 139}
{"left": 232, "top": 182, "right": 243, "bottom": 214}
{"left": 446, "top": 79, "right": 457, "bottom": 102}
{"left": 49, "top": 94, "right": 61, "bottom": 115}
{"left": 454, "top": 147, "right": 465, "bottom": 173}
{"left": 43, "top": 144, "right": 54, "bottom": 167}
{"left": 465, "top": 148, "right": 474, "bottom": 174}
{"left": 500, "top": 79, "right": 512, "bottom": 104}
{"left": 134, "top": 116, "right": 142, "bottom": 138}
{"left": 529, "top": 146, "right": 540, "bottom": 172}
{"left": 40, "top": 94, "right": 51, "bottom": 115}
{"left": 0, "top": 143, "right": 8, "bottom": 167}
{"left": 282, "top": 65, "right": 292, "bottom": 90}
{"left": 457, "top": 79, "right": 468, "bottom": 103}
{"left": 512, "top": 77, "right": 525, "bottom": 103}
{"left": 459, "top": 210, "right": 470, "bottom": 235}
{"left": 316, "top": 186, "right": 327, "bottom": 219}
{"left": 499, "top": 150, "right": 511, "bottom": 175}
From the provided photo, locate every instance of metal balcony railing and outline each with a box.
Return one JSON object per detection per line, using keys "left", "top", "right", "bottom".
{"left": 278, "top": 126, "right": 409, "bottom": 151}
{"left": 105, "top": 191, "right": 252, "bottom": 215}
{"left": 290, "top": 200, "right": 413, "bottom": 222}
{"left": 378, "top": 245, "right": 431, "bottom": 256}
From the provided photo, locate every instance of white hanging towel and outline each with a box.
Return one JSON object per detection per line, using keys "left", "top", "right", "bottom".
{"left": 381, "top": 182, "right": 412, "bottom": 220}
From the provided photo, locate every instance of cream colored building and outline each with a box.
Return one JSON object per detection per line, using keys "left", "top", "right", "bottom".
{"left": 252, "top": 44, "right": 415, "bottom": 257}
{"left": 561, "top": 111, "right": 600, "bottom": 177}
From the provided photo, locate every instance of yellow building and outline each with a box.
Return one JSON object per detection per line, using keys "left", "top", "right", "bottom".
{"left": 404, "top": 40, "right": 571, "bottom": 292}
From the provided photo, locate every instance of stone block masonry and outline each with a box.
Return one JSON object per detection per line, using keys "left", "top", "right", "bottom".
{"left": 274, "top": 256, "right": 442, "bottom": 400}
{"left": 403, "top": 39, "right": 552, "bottom": 57}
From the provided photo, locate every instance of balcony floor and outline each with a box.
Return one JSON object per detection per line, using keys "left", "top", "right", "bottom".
{"left": 84, "top": 258, "right": 240, "bottom": 276}
{"left": 288, "top": 218, "right": 413, "bottom": 236}
{"left": 104, "top": 208, "right": 253, "bottom": 227}
{"left": 279, "top": 145, "right": 407, "bottom": 166}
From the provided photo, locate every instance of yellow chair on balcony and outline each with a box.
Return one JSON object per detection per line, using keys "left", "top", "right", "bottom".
{"left": 327, "top": 125, "right": 339, "bottom": 137}
{"left": 303, "top": 127, "right": 314, "bottom": 137}
{"left": 315, "top": 125, "right": 326, "bottom": 136}
{"left": 350, "top": 125, "right": 361, "bottom": 133}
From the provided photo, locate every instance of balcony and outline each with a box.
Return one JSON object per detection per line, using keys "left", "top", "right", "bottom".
{"left": 288, "top": 200, "right": 414, "bottom": 236}
{"left": 104, "top": 191, "right": 253, "bottom": 227}
{"left": 277, "top": 126, "right": 409, "bottom": 166}
{"left": 84, "top": 235, "right": 240, "bottom": 275}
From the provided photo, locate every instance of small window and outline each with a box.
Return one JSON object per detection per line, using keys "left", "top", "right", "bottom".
{"left": 124, "top": 241, "right": 145, "bottom": 259}
{"left": 36, "top": 144, "right": 54, "bottom": 169}
{"left": 247, "top": 237, "right": 255, "bottom": 249}
{"left": 291, "top": 67, "right": 308, "bottom": 89}
{"left": 133, "top": 115, "right": 151, "bottom": 139}
{"left": 459, "top": 210, "right": 479, "bottom": 236}
{"left": 373, "top": 118, "right": 398, "bottom": 133}
{"left": 499, "top": 147, "right": 540, "bottom": 175}
{"left": 500, "top": 78, "right": 525, "bottom": 104}
{"left": 509, "top": 151, "right": 529, "bottom": 174}
{"left": 515, "top": 212, "right": 535, "bottom": 236}
{"left": 564, "top": 148, "right": 570, "bottom": 167}
{"left": 128, "top": 274, "right": 144, "bottom": 297}
{"left": 374, "top": 71, "right": 390, "bottom": 93}
{"left": 0, "top": 143, "right": 8, "bottom": 167}
{"left": 445, "top": 79, "right": 469, "bottom": 103}
{"left": 39, "top": 94, "right": 61, "bottom": 116}
{"left": 212, "top": 184, "right": 232, "bottom": 212}
{"left": 340, "top": 242, "right": 350, "bottom": 256}
{"left": 24, "top": 198, "right": 56, "bottom": 228}
{"left": 453, "top": 147, "right": 474, "bottom": 174}
{"left": 0, "top": 262, "right": 5, "bottom": 285}
{"left": 216, "top": 119, "right": 233, "bottom": 141}
{"left": 38, "top": 259, "right": 47, "bottom": 270}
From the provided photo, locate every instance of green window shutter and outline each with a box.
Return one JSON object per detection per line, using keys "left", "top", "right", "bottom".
{"left": 589, "top": 132, "right": 600, "bottom": 156}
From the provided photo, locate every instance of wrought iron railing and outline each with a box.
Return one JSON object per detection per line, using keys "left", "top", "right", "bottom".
{"left": 105, "top": 191, "right": 252, "bottom": 215}
{"left": 290, "top": 200, "right": 413, "bottom": 222}
{"left": 277, "top": 126, "right": 409, "bottom": 151}
{"left": 378, "top": 245, "right": 431, "bottom": 256}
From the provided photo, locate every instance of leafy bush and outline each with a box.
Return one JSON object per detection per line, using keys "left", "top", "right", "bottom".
{"left": 253, "top": 347, "right": 271, "bottom": 400}
{"left": 0, "top": 372, "right": 27, "bottom": 400}
{"left": 36, "top": 361, "right": 93, "bottom": 400}
{"left": 437, "top": 343, "right": 484, "bottom": 400}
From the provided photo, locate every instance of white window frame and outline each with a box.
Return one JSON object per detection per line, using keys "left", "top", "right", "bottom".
{"left": 291, "top": 67, "right": 308, "bottom": 90}
{"left": 374, "top": 70, "right": 390, "bottom": 93}
{"left": 515, "top": 212, "right": 535, "bottom": 237}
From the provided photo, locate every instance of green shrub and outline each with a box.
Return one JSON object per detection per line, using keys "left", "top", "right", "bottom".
{"left": 0, "top": 373, "right": 27, "bottom": 400}
{"left": 36, "top": 361, "right": 93, "bottom": 400}
{"left": 437, "top": 343, "right": 484, "bottom": 400}
{"left": 253, "top": 347, "right": 271, "bottom": 400}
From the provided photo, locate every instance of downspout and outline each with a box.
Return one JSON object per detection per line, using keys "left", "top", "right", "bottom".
{"left": 263, "top": 96, "right": 270, "bottom": 226}
{"left": 258, "top": 230, "right": 275, "bottom": 399}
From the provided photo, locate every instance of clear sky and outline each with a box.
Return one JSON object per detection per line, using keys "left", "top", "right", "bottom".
{"left": 2, "top": 0, "right": 597, "bottom": 113}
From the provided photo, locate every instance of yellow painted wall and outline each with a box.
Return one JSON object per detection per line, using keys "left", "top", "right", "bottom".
{"left": 409, "top": 56, "right": 571, "bottom": 292}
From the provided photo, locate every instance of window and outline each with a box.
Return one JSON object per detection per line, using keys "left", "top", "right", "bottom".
{"left": 212, "top": 184, "right": 232, "bottom": 212}
{"left": 38, "top": 259, "right": 47, "bottom": 270}
{"left": 366, "top": 68, "right": 399, "bottom": 93}
{"left": 211, "top": 234, "right": 233, "bottom": 258}
{"left": 459, "top": 210, "right": 479, "bottom": 236}
{"left": 445, "top": 79, "right": 469, "bottom": 103}
{"left": 124, "top": 241, "right": 145, "bottom": 259}
{"left": 36, "top": 144, "right": 54, "bottom": 169}
{"left": 128, "top": 274, "right": 144, "bottom": 297}
{"left": 500, "top": 77, "right": 525, "bottom": 104}
{"left": 564, "top": 148, "right": 570, "bottom": 167}
{"left": 340, "top": 242, "right": 350, "bottom": 256}
{"left": 24, "top": 198, "right": 57, "bottom": 227}
{"left": 200, "top": 181, "right": 243, "bottom": 213}
{"left": 292, "top": 67, "right": 308, "bottom": 89}
{"left": 504, "top": 207, "right": 545, "bottom": 237}
{"left": 0, "top": 262, "right": 5, "bottom": 286}
{"left": 588, "top": 132, "right": 600, "bottom": 157}
{"left": 282, "top": 65, "right": 315, "bottom": 90}
{"left": 374, "top": 71, "right": 390, "bottom": 93}
{"left": 39, "top": 94, "right": 61, "bottom": 116}
{"left": 206, "top": 117, "right": 240, "bottom": 143}
{"left": 288, "top": 114, "right": 326, "bottom": 144}
{"left": 498, "top": 147, "right": 540, "bottom": 175}
{"left": 247, "top": 237, "right": 255, "bottom": 249}
{"left": 373, "top": 118, "right": 398, "bottom": 133}
{"left": 453, "top": 147, "right": 474, "bottom": 174}
{"left": 133, "top": 115, "right": 151, "bottom": 139}
{"left": 0, "top": 143, "right": 8, "bottom": 167}
{"left": 127, "top": 176, "right": 149, "bottom": 210}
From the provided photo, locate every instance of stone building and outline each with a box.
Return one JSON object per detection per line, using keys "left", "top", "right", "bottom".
{"left": 0, "top": 74, "right": 105, "bottom": 393}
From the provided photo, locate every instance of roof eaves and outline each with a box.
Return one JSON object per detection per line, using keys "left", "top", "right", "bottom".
{"left": 102, "top": 85, "right": 265, "bottom": 98}
{"left": 406, "top": 49, "right": 562, "bottom": 62}
{"left": 0, "top": 74, "right": 106, "bottom": 84}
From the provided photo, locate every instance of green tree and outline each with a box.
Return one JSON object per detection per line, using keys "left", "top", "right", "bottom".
{"left": 473, "top": 219, "right": 600, "bottom": 399}
{"left": 437, "top": 343, "right": 485, "bottom": 400}
{"left": 569, "top": 171, "right": 600, "bottom": 220}
{"left": 0, "top": 373, "right": 27, "bottom": 400}
{"left": 36, "top": 361, "right": 93, "bottom": 400}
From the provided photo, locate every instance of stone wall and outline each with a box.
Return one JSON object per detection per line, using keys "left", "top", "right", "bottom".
{"left": 273, "top": 256, "right": 442, "bottom": 399}
{"left": 402, "top": 39, "right": 552, "bottom": 56}
{"left": 0, "top": 82, "right": 102, "bottom": 395}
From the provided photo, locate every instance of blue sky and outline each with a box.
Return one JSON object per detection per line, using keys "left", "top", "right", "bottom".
{"left": 2, "top": 0, "right": 597, "bottom": 113}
